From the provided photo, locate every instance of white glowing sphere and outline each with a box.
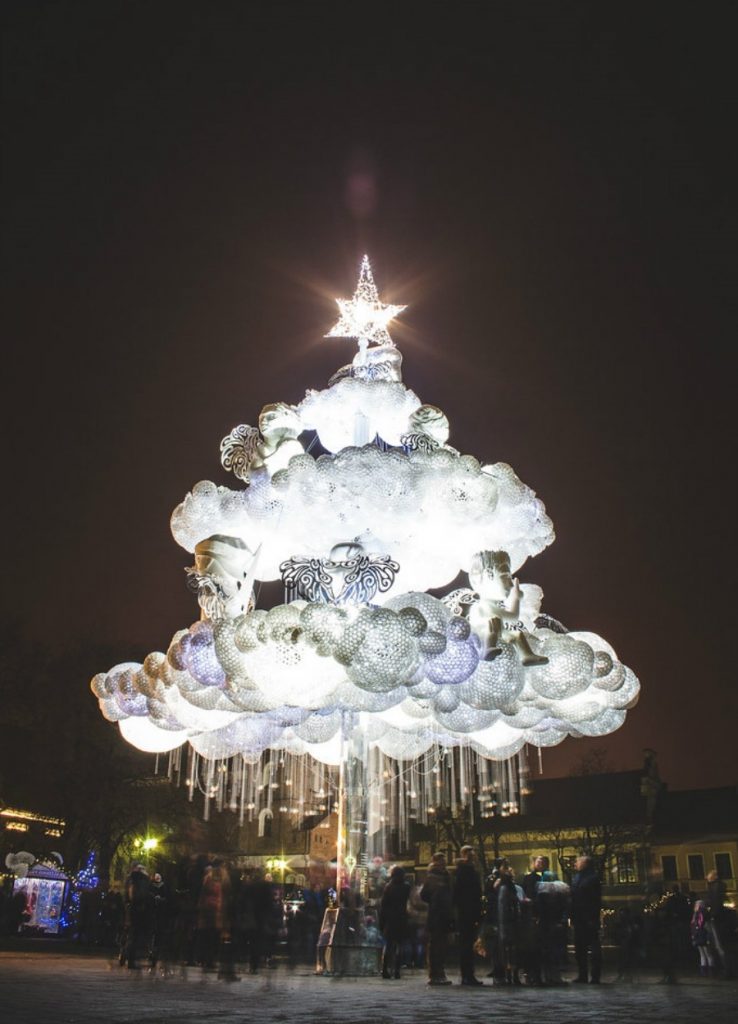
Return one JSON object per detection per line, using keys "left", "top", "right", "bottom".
{"left": 460, "top": 647, "right": 525, "bottom": 709}
{"left": 527, "top": 635, "right": 595, "bottom": 700}
{"left": 118, "top": 716, "right": 189, "bottom": 753}
{"left": 302, "top": 732, "right": 345, "bottom": 766}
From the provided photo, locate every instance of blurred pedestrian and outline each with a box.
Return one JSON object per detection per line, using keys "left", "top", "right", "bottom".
{"left": 522, "top": 855, "right": 548, "bottom": 984}
{"left": 196, "top": 862, "right": 230, "bottom": 970}
{"left": 148, "top": 872, "right": 174, "bottom": 974}
{"left": 705, "top": 870, "right": 727, "bottom": 973}
{"left": 691, "top": 899, "right": 715, "bottom": 977}
{"left": 570, "top": 855, "right": 602, "bottom": 984}
{"left": 659, "top": 885, "right": 690, "bottom": 984}
{"left": 121, "top": 864, "right": 150, "bottom": 970}
{"left": 379, "top": 865, "right": 410, "bottom": 979}
{"left": 497, "top": 862, "right": 522, "bottom": 985}
{"left": 453, "top": 845, "right": 484, "bottom": 986}
{"left": 406, "top": 882, "right": 428, "bottom": 969}
{"left": 536, "top": 870, "right": 570, "bottom": 985}
{"left": 421, "top": 852, "right": 453, "bottom": 986}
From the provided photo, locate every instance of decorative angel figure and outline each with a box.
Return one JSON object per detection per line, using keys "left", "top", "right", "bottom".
{"left": 467, "top": 550, "right": 548, "bottom": 667}
{"left": 220, "top": 402, "right": 303, "bottom": 481}
{"left": 186, "top": 534, "right": 261, "bottom": 620}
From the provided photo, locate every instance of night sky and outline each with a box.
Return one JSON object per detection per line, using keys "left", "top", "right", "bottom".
{"left": 3, "top": 3, "right": 736, "bottom": 791}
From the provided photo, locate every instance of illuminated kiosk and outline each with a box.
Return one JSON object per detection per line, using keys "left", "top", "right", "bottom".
{"left": 12, "top": 862, "right": 68, "bottom": 935}
{"left": 91, "top": 257, "right": 640, "bottom": 972}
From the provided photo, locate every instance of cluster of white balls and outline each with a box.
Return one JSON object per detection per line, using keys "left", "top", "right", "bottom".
{"left": 92, "top": 593, "right": 639, "bottom": 764}
{"left": 93, "top": 344, "right": 639, "bottom": 764}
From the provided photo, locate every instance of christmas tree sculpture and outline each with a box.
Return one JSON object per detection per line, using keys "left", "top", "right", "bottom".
{"left": 92, "top": 258, "right": 640, "bottom": 882}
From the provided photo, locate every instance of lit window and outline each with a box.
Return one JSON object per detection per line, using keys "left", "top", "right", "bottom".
{"left": 616, "top": 853, "right": 637, "bottom": 884}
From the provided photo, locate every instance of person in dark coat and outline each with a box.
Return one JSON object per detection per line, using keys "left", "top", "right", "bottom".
{"left": 497, "top": 863, "right": 522, "bottom": 985}
{"left": 420, "top": 852, "right": 453, "bottom": 986}
{"left": 238, "top": 869, "right": 274, "bottom": 973}
{"left": 453, "top": 845, "right": 484, "bottom": 986}
{"left": 521, "top": 855, "right": 548, "bottom": 984}
{"left": 483, "top": 858, "right": 506, "bottom": 984}
{"left": 570, "top": 855, "right": 602, "bottom": 983}
{"left": 148, "top": 872, "right": 174, "bottom": 973}
{"left": 121, "top": 864, "right": 150, "bottom": 969}
{"left": 535, "top": 870, "right": 570, "bottom": 984}
{"left": 379, "top": 865, "right": 410, "bottom": 979}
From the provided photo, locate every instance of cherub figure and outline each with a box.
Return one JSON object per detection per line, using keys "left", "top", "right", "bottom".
{"left": 251, "top": 402, "right": 304, "bottom": 475}
{"left": 467, "top": 550, "right": 548, "bottom": 667}
{"left": 187, "top": 534, "right": 261, "bottom": 620}
{"left": 220, "top": 403, "right": 303, "bottom": 482}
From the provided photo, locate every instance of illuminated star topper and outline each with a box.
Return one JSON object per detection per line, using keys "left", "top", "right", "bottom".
{"left": 325, "top": 255, "right": 407, "bottom": 351}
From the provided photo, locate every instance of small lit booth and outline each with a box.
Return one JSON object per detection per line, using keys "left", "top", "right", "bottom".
{"left": 13, "top": 862, "right": 68, "bottom": 934}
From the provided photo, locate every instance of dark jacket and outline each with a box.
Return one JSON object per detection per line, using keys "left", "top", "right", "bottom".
{"left": 570, "top": 866, "right": 601, "bottom": 927}
{"left": 497, "top": 876, "right": 520, "bottom": 945}
{"left": 536, "top": 879, "right": 570, "bottom": 931}
{"left": 124, "top": 869, "right": 150, "bottom": 928}
{"left": 453, "top": 858, "right": 482, "bottom": 925}
{"left": 421, "top": 867, "right": 453, "bottom": 931}
{"left": 522, "top": 869, "right": 542, "bottom": 901}
{"left": 379, "top": 879, "right": 410, "bottom": 936}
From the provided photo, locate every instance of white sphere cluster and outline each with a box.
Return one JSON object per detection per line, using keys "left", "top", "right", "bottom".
{"left": 171, "top": 448, "right": 554, "bottom": 593}
{"left": 93, "top": 303, "right": 639, "bottom": 768}
{"left": 91, "top": 591, "right": 639, "bottom": 763}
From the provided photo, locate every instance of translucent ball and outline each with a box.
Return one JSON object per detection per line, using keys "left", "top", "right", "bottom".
{"left": 593, "top": 650, "right": 613, "bottom": 678}
{"left": 569, "top": 708, "right": 626, "bottom": 737}
{"left": 447, "top": 616, "right": 471, "bottom": 641}
{"left": 433, "top": 686, "right": 461, "bottom": 713}
{"left": 167, "top": 630, "right": 192, "bottom": 670}
{"left": 460, "top": 645, "right": 525, "bottom": 709}
{"left": 186, "top": 623, "right": 227, "bottom": 688}
{"left": 375, "top": 728, "right": 435, "bottom": 761}
{"left": 385, "top": 592, "right": 449, "bottom": 633}
{"left": 598, "top": 667, "right": 640, "bottom": 709}
{"left": 436, "top": 704, "right": 498, "bottom": 734}
{"left": 398, "top": 607, "right": 427, "bottom": 637}
{"left": 346, "top": 609, "right": 419, "bottom": 692}
{"left": 419, "top": 630, "right": 447, "bottom": 656}
{"left": 234, "top": 610, "right": 267, "bottom": 653}
{"left": 300, "top": 603, "right": 347, "bottom": 654}
{"left": 424, "top": 638, "right": 479, "bottom": 685}
{"left": 527, "top": 635, "right": 595, "bottom": 700}
{"left": 213, "top": 620, "right": 249, "bottom": 678}
{"left": 294, "top": 710, "right": 341, "bottom": 743}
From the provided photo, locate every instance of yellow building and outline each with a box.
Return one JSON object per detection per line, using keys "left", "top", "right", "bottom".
{"left": 411, "top": 760, "right": 737, "bottom": 909}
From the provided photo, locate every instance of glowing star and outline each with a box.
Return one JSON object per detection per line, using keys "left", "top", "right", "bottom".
{"left": 325, "top": 255, "right": 406, "bottom": 352}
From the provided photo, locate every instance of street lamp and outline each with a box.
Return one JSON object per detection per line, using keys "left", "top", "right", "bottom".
{"left": 266, "top": 857, "right": 288, "bottom": 886}
{"left": 133, "top": 835, "right": 159, "bottom": 867}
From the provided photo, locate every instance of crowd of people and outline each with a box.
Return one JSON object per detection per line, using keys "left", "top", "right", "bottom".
{"left": 393, "top": 850, "right": 735, "bottom": 987}
{"left": 113, "top": 856, "right": 328, "bottom": 975}
{"left": 3, "top": 849, "right": 733, "bottom": 987}
{"left": 404, "top": 848, "right": 605, "bottom": 986}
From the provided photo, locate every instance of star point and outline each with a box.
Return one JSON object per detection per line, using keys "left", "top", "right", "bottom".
{"left": 325, "top": 255, "right": 406, "bottom": 350}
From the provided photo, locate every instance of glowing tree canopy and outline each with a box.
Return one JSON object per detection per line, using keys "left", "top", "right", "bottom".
{"left": 91, "top": 257, "right": 639, "bottom": 841}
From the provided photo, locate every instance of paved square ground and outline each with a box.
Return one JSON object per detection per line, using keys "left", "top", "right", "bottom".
{"left": 0, "top": 952, "right": 736, "bottom": 1024}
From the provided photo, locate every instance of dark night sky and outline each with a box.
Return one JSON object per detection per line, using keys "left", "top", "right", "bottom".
{"left": 2, "top": 2, "right": 736, "bottom": 791}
